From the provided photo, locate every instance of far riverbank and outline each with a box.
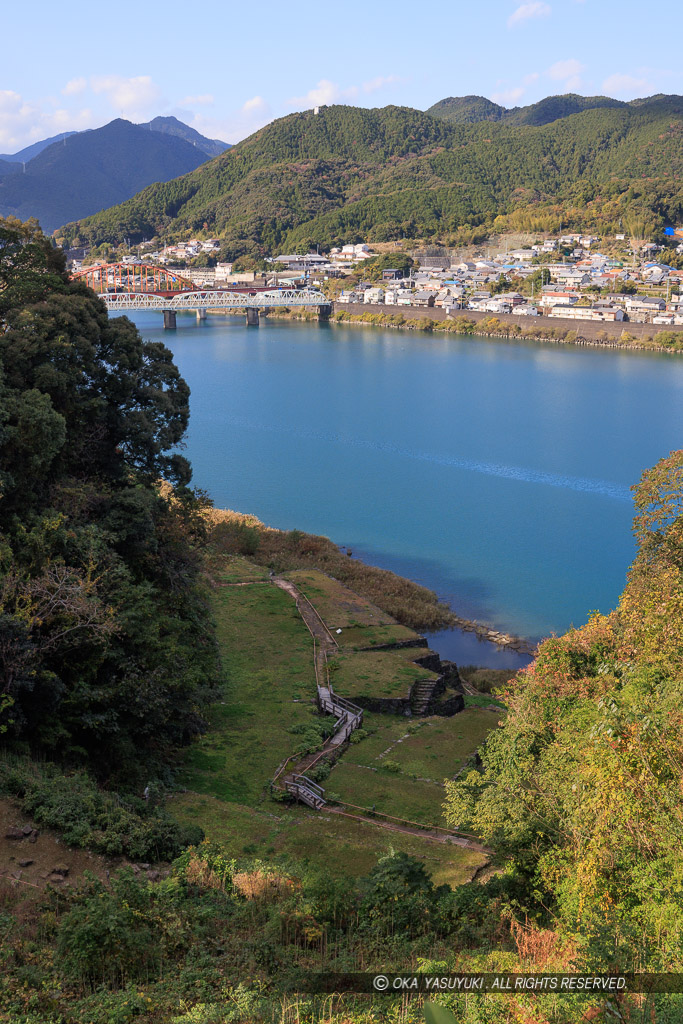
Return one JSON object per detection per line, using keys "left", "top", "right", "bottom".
{"left": 331, "top": 302, "right": 683, "bottom": 351}
{"left": 257, "top": 301, "right": 683, "bottom": 352}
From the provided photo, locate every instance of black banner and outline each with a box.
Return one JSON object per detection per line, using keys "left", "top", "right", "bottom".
{"left": 287, "top": 973, "right": 683, "bottom": 995}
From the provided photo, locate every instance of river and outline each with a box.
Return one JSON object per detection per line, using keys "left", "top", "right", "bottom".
{"left": 120, "top": 312, "right": 683, "bottom": 668}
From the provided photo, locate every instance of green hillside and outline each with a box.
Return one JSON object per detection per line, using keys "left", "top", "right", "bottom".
{"left": 426, "top": 94, "right": 505, "bottom": 123}
{"left": 427, "top": 92, "right": 626, "bottom": 126}
{"left": 58, "top": 97, "right": 683, "bottom": 253}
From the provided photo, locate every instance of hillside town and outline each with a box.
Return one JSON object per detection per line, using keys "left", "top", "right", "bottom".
{"left": 67, "top": 232, "right": 683, "bottom": 325}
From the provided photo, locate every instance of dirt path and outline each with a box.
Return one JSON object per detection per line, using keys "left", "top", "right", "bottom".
{"left": 327, "top": 806, "right": 488, "bottom": 853}
{"left": 273, "top": 575, "right": 338, "bottom": 697}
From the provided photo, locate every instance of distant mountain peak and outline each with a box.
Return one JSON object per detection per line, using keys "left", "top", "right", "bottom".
{"left": 0, "top": 118, "right": 218, "bottom": 233}
{"left": 137, "top": 116, "right": 230, "bottom": 158}
{"left": 427, "top": 92, "right": 627, "bottom": 126}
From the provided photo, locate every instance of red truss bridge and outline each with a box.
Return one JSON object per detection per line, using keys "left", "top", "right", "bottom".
{"left": 71, "top": 263, "right": 331, "bottom": 327}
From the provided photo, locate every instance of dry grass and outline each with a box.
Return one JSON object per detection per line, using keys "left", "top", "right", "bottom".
{"left": 232, "top": 869, "right": 297, "bottom": 900}
{"left": 207, "top": 510, "right": 457, "bottom": 632}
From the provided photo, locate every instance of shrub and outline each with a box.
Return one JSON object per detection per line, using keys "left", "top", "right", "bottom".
{"left": 57, "top": 870, "right": 160, "bottom": 988}
{"left": 0, "top": 757, "right": 203, "bottom": 860}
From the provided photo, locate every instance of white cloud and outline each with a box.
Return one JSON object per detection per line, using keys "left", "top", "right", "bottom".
{"left": 90, "top": 74, "right": 163, "bottom": 119}
{"left": 179, "top": 93, "right": 214, "bottom": 107}
{"left": 287, "top": 79, "right": 360, "bottom": 108}
{"left": 0, "top": 90, "right": 95, "bottom": 151}
{"left": 602, "top": 73, "right": 653, "bottom": 97}
{"left": 362, "top": 75, "right": 401, "bottom": 94}
{"left": 547, "top": 58, "right": 585, "bottom": 90}
{"left": 287, "top": 74, "right": 401, "bottom": 111}
{"left": 508, "top": 2, "right": 551, "bottom": 28}
{"left": 242, "top": 95, "right": 266, "bottom": 113}
{"left": 62, "top": 78, "right": 87, "bottom": 97}
{"left": 491, "top": 86, "right": 525, "bottom": 106}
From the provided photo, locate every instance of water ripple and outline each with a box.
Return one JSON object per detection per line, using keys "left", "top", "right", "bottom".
{"left": 221, "top": 415, "right": 632, "bottom": 503}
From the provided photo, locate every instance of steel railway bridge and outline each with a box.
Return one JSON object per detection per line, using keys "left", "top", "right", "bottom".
{"left": 72, "top": 263, "right": 331, "bottom": 327}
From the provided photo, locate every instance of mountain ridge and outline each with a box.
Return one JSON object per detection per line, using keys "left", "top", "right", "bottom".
{"left": 56, "top": 95, "right": 683, "bottom": 251}
{"left": 0, "top": 118, "right": 221, "bottom": 233}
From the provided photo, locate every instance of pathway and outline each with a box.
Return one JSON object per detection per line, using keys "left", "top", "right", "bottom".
{"left": 270, "top": 575, "right": 484, "bottom": 852}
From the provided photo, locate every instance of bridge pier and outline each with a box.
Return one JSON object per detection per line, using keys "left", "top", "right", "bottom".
{"left": 318, "top": 304, "right": 331, "bottom": 321}
{"left": 245, "top": 307, "right": 259, "bottom": 327}
{"left": 196, "top": 307, "right": 207, "bottom": 321}
{"left": 163, "top": 310, "right": 177, "bottom": 329}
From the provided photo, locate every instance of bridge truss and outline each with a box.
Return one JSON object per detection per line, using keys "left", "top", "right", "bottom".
{"left": 73, "top": 262, "right": 196, "bottom": 294}
{"left": 99, "top": 288, "right": 330, "bottom": 312}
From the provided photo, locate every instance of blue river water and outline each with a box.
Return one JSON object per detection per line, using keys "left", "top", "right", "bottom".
{"left": 121, "top": 312, "right": 683, "bottom": 668}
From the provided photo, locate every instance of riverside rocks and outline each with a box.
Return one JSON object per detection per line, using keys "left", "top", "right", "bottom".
{"left": 451, "top": 616, "right": 536, "bottom": 655}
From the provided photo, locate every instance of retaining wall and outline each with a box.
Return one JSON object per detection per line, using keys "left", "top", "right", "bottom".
{"left": 333, "top": 302, "right": 683, "bottom": 345}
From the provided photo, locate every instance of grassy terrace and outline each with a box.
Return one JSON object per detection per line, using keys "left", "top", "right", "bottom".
{"left": 328, "top": 649, "right": 438, "bottom": 700}
{"left": 172, "top": 555, "right": 494, "bottom": 883}
{"left": 344, "top": 710, "right": 500, "bottom": 779}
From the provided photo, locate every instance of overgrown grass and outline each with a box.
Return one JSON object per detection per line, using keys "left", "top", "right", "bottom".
{"left": 0, "top": 756, "right": 202, "bottom": 861}
{"left": 177, "top": 581, "right": 316, "bottom": 805}
{"left": 208, "top": 518, "right": 457, "bottom": 632}
{"left": 171, "top": 791, "right": 486, "bottom": 886}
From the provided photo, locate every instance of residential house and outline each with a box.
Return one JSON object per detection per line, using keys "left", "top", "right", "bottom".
{"left": 412, "top": 291, "right": 436, "bottom": 308}
{"left": 512, "top": 304, "right": 539, "bottom": 316}
{"left": 549, "top": 304, "right": 624, "bottom": 322}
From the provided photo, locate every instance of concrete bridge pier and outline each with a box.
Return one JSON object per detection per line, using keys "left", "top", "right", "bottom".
{"left": 163, "top": 310, "right": 177, "bottom": 329}
{"left": 318, "top": 304, "right": 331, "bottom": 321}
{"left": 246, "top": 307, "right": 259, "bottom": 327}
{"left": 196, "top": 307, "right": 207, "bottom": 321}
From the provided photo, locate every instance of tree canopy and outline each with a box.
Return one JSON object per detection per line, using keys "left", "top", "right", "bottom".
{"left": 0, "top": 218, "right": 219, "bottom": 781}
{"left": 445, "top": 449, "right": 683, "bottom": 974}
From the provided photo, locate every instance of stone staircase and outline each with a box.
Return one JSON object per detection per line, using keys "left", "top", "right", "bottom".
{"left": 409, "top": 678, "right": 440, "bottom": 715}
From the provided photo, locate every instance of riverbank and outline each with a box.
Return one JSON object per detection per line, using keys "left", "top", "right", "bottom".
{"left": 261, "top": 302, "right": 683, "bottom": 352}
{"left": 333, "top": 303, "right": 683, "bottom": 351}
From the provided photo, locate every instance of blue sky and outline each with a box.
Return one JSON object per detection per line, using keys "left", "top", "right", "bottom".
{"left": 1, "top": 0, "right": 680, "bottom": 152}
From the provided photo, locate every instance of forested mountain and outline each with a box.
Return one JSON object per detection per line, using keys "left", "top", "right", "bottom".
{"left": 426, "top": 95, "right": 506, "bottom": 123}
{"left": 0, "top": 159, "right": 18, "bottom": 179}
{"left": 427, "top": 92, "right": 626, "bottom": 125}
{"left": 138, "top": 115, "right": 230, "bottom": 157}
{"left": 58, "top": 96, "right": 683, "bottom": 254}
{"left": 0, "top": 131, "right": 78, "bottom": 163}
{"left": 0, "top": 119, "right": 222, "bottom": 233}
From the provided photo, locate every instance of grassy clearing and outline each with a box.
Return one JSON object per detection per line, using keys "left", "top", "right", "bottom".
{"left": 171, "top": 792, "right": 486, "bottom": 886}
{"left": 345, "top": 710, "right": 498, "bottom": 780}
{"left": 215, "top": 555, "right": 271, "bottom": 583}
{"left": 329, "top": 762, "right": 447, "bottom": 826}
{"left": 174, "top": 553, "right": 494, "bottom": 881}
{"left": 328, "top": 648, "right": 438, "bottom": 700}
{"left": 368, "top": 711, "right": 499, "bottom": 778}
{"left": 284, "top": 569, "right": 395, "bottom": 627}
{"left": 177, "top": 579, "right": 316, "bottom": 805}
{"left": 283, "top": 569, "right": 419, "bottom": 648}
{"left": 331, "top": 623, "right": 420, "bottom": 649}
